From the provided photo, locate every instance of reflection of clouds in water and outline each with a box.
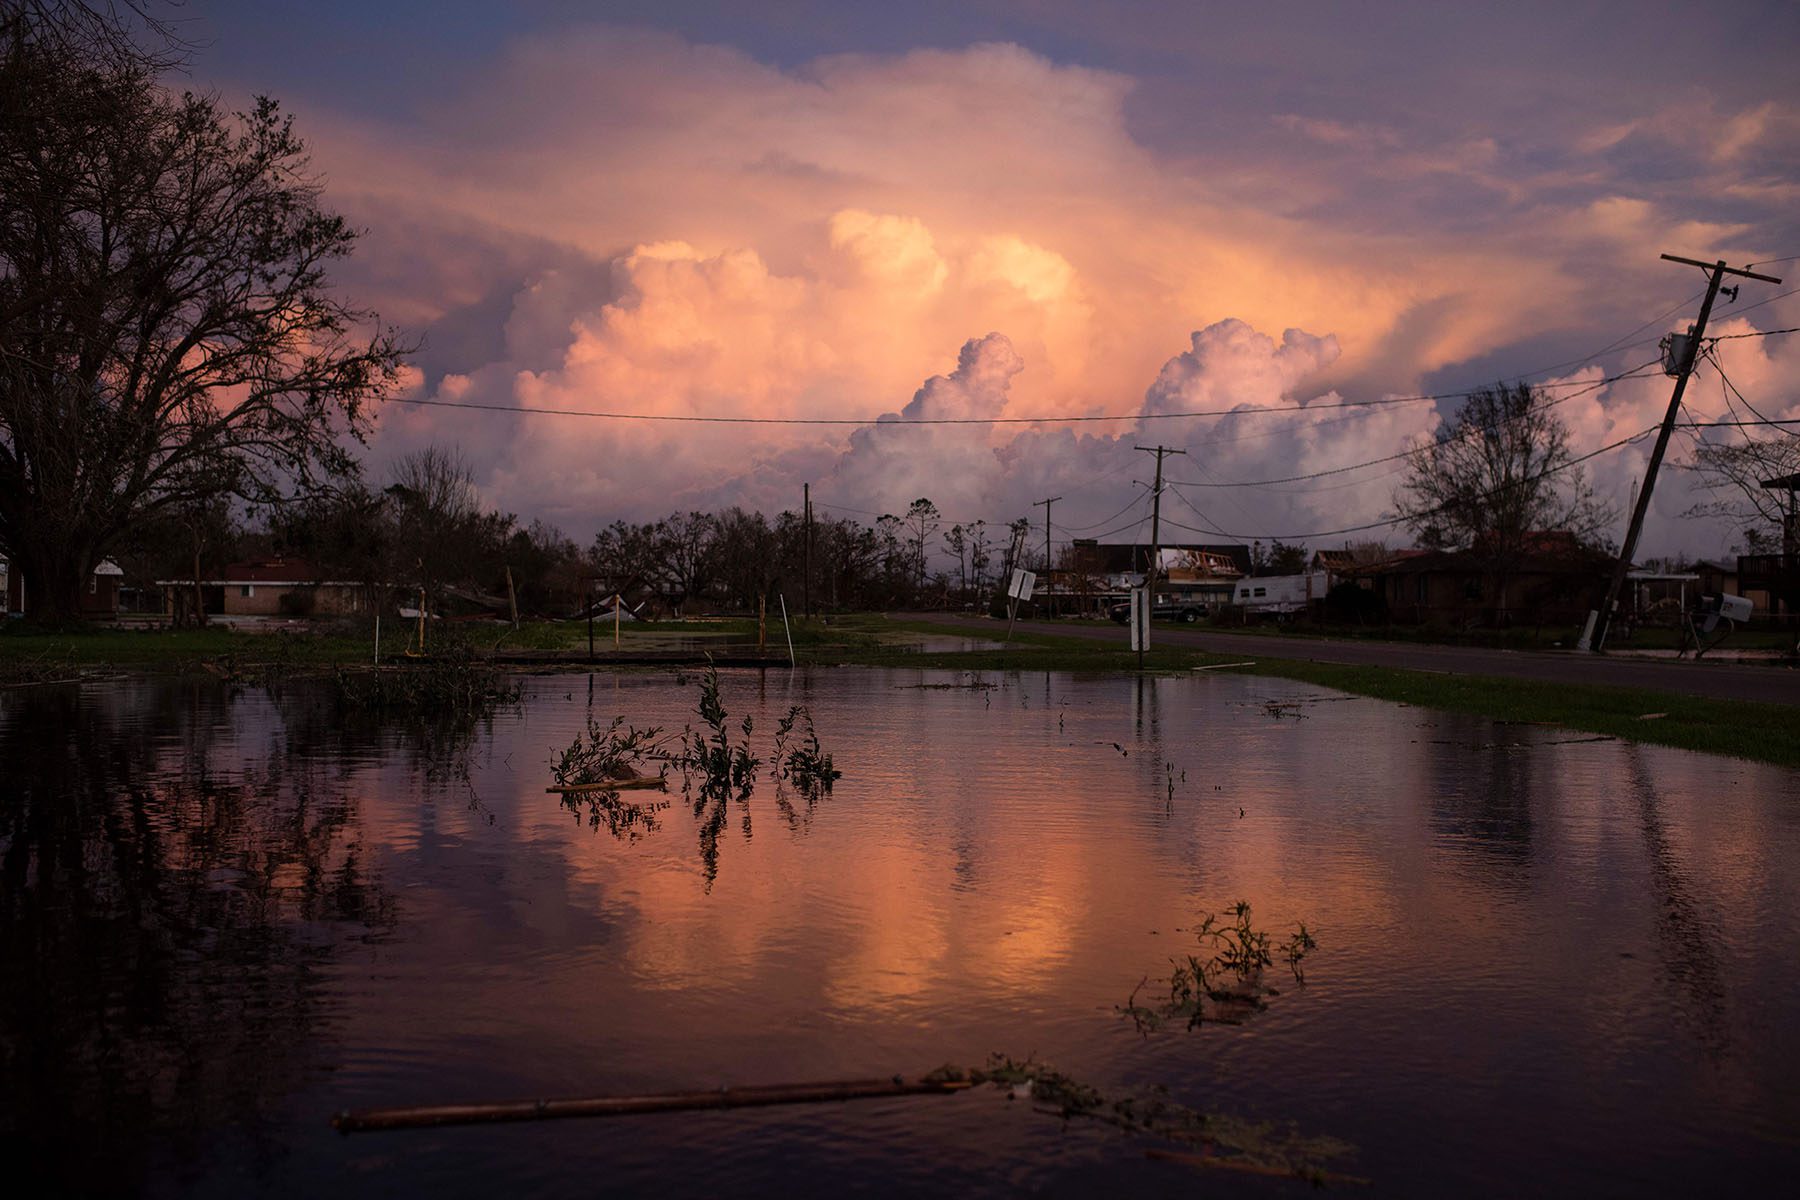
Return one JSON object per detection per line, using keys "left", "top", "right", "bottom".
{"left": 10, "top": 670, "right": 1800, "bottom": 1194}
{"left": 1621, "top": 746, "right": 1730, "bottom": 1056}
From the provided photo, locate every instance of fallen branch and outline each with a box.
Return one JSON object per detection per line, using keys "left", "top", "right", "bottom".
{"left": 333, "top": 1076, "right": 971, "bottom": 1133}
{"left": 546, "top": 777, "right": 668, "bottom": 794}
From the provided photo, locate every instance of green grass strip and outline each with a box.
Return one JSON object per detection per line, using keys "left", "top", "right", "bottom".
{"left": 815, "top": 618, "right": 1800, "bottom": 769}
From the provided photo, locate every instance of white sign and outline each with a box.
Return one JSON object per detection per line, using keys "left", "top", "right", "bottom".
{"left": 1008, "top": 569, "right": 1036, "bottom": 601}
{"left": 1129, "top": 585, "right": 1150, "bottom": 653}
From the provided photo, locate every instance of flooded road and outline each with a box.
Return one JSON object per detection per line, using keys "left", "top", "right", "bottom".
{"left": 3, "top": 668, "right": 1797, "bottom": 1196}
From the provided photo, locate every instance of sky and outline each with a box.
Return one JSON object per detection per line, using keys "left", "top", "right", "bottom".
{"left": 180, "top": 0, "right": 1800, "bottom": 560}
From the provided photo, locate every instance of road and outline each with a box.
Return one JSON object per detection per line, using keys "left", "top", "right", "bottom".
{"left": 908, "top": 613, "right": 1800, "bottom": 707}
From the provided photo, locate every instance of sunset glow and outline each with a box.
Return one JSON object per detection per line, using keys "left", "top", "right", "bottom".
{"left": 188, "top": 1, "right": 1800, "bottom": 555}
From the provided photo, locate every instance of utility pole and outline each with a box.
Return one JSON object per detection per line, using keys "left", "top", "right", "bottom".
{"left": 1034, "top": 495, "right": 1060, "bottom": 617}
{"left": 1003, "top": 519, "right": 1029, "bottom": 642}
{"left": 1589, "top": 254, "right": 1782, "bottom": 652}
{"left": 1135, "top": 445, "right": 1186, "bottom": 668}
{"left": 803, "top": 482, "right": 812, "bottom": 620}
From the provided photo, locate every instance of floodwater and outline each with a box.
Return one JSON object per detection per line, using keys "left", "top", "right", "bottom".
{"left": 3, "top": 668, "right": 1797, "bottom": 1197}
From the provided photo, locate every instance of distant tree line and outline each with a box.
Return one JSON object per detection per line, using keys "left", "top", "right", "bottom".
{"left": 112, "top": 451, "right": 1053, "bottom": 620}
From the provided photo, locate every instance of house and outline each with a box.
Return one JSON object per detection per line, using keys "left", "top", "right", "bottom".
{"left": 1735, "top": 472, "right": 1800, "bottom": 621}
{"left": 1310, "top": 549, "right": 1359, "bottom": 587}
{"left": 1162, "top": 547, "right": 1247, "bottom": 610}
{"left": 1738, "top": 553, "right": 1799, "bottom": 621}
{"left": 2, "top": 556, "right": 124, "bottom": 617}
{"left": 1692, "top": 559, "right": 1739, "bottom": 600}
{"left": 1039, "top": 540, "right": 1250, "bottom": 614}
{"left": 1354, "top": 534, "right": 1615, "bottom": 627}
{"left": 157, "top": 558, "right": 368, "bottom": 618}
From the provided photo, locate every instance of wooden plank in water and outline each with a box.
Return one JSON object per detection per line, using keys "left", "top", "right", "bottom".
{"left": 546, "top": 778, "right": 668, "bottom": 794}
{"left": 334, "top": 1076, "right": 972, "bottom": 1133}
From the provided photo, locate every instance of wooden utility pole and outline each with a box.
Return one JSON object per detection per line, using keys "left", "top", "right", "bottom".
{"left": 1135, "top": 445, "right": 1185, "bottom": 668}
{"left": 1034, "top": 495, "right": 1060, "bottom": 616}
{"left": 1003, "top": 520, "right": 1029, "bottom": 642}
{"left": 1589, "top": 254, "right": 1782, "bottom": 651}
{"left": 803, "top": 482, "right": 812, "bottom": 620}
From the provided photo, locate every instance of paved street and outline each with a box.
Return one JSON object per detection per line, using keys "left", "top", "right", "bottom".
{"left": 909, "top": 613, "right": 1800, "bottom": 706}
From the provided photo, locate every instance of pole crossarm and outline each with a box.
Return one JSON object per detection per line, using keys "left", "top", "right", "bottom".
{"left": 1659, "top": 254, "right": 1783, "bottom": 285}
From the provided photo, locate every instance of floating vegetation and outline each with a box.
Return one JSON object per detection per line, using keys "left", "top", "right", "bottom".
{"left": 554, "top": 662, "right": 843, "bottom": 885}
{"left": 673, "top": 663, "right": 764, "bottom": 885}
{"left": 896, "top": 673, "right": 997, "bottom": 692}
{"left": 0, "top": 646, "right": 79, "bottom": 688}
{"left": 772, "top": 705, "right": 840, "bottom": 797}
{"left": 331, "top": 648, "right": 521, "bottom": 717}
{"left": 924, "top": 1054, "right": 1360, "bottom": 1185}
{"left": 553, "top": 715, "right": 669, "bottom": 789}
{"left": 1122, "top": 901, "right": 1317, "bottom": 1032}
{"left": 552, "top": 715, "right": 673, "bottom": 840}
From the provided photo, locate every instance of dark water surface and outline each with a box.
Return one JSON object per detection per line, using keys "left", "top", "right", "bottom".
{"left": 3, "top": 668, "right": 1797, "bottom": 1197}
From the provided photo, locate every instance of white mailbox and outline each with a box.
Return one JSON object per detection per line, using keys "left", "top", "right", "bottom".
{"left": 1718, "top": 593, "right": 1753, "bottom": 623}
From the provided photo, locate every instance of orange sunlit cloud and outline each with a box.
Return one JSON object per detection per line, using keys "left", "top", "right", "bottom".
{"left": 209, "top": 23, "right": 1800, "bottom": 553}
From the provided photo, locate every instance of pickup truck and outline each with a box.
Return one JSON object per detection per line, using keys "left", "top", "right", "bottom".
{"left": 1109, "top": 601, "right": 1206, "bottom": 624}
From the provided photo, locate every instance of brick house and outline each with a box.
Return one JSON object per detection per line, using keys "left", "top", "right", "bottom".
{"left": 1, "top": 556, "right": 124, "bottom": 617}
{"left": 157, "top": 558, "right": 368, "bottom": 618}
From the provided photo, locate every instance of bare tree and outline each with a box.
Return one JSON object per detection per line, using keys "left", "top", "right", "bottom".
{"left": 0, "top": 2, "right": 404, "bottom": 621}
{"left": 944, "top": 523, "right": 969, "bottom": 601}
{"left": 968, "top": 519, "right": 992, "bottom": 598}
{"left": 592, "top": 518, "right": 664, "bottom": 602}
{"left": 1684, "top": 434, "right": 1800, "bottom": 553}
{"left": 712, "top": 507, "right": 776, "bottom": 610}
{"left": 1395, "top": 384, "right": 1612, "bottom": 552}
{"left": 659, "top": 511, "right": 716, "bottom": 613}
{"left": 387, "top": 447, "right": 479, "bottom": 614}
{"left": 904, "top": 497, "right": 940, "bottom": 594}
{"left": 1392, "top": 383, "right": 1612, "bottom": 621}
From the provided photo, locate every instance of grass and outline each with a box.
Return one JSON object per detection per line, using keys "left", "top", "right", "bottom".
{"left": 1122, "top": 901, "right": 1317, "bottom": 1033}
{"left": 6, "top": 610, "right": 1796, "bottom": 767}
{"left": 817, "top": 617, "right": 1800, "bottom": 769}
{"left": 0, "top": 616, "right": 623, "bottom": 678}
{"left": 1054, "top": 613, "right": 1800, "bottom": 653}
{"left": 1231, "top": 658, "right": 1800, "bottom": 768}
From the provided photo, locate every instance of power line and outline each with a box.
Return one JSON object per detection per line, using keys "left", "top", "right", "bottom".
{"left": 382, "top": 369, "right": 1670, "bottom": 427}
{"left": 1166, "top": 481, "right": 1239, "bottom": 541}
{"left": 1721, "top": 285, "right": 1800, "bottom": 320}
{"left": 1155, "top": 424, "right": 1658, "bottom": 543}
{"left": 1085, "top": 507, "right": 1152, "bottom": 542}
{"left": 1703, "top": 349, "right": 1799, "bottom": 440}
{"left": 381, "top": 313, "right": 1710, "bottom": 430}
{"left": 1182, "top": 453, "right": 1274, "bottom": 540}
{"left": 384, "top": 391, "right": 1442, "bottom": 426}
{"left": 1173, "top": 461, "right": 1407, "bottom": 497}
{"left": 1676, "top": 417, "right": 1800, "bottom": 428}
{"left": 1534, "top": 286, "right": 1708, "bottom": 374}
{"left": 1710, "top": 325, "right": 1800, "bottom": 342}
{"left": 1058, "top": 488, "right": 1151, "bottom": 532}
{"left": 1161, "top": 359, "right": 1662, "bottom": 489}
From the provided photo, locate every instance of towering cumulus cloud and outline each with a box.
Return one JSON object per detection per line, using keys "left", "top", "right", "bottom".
{"left": 827, "top": 333, "right": 1024, "bottom": 518}
{"left": 311, "top": 27, "right": 1796, "bottom": 555}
